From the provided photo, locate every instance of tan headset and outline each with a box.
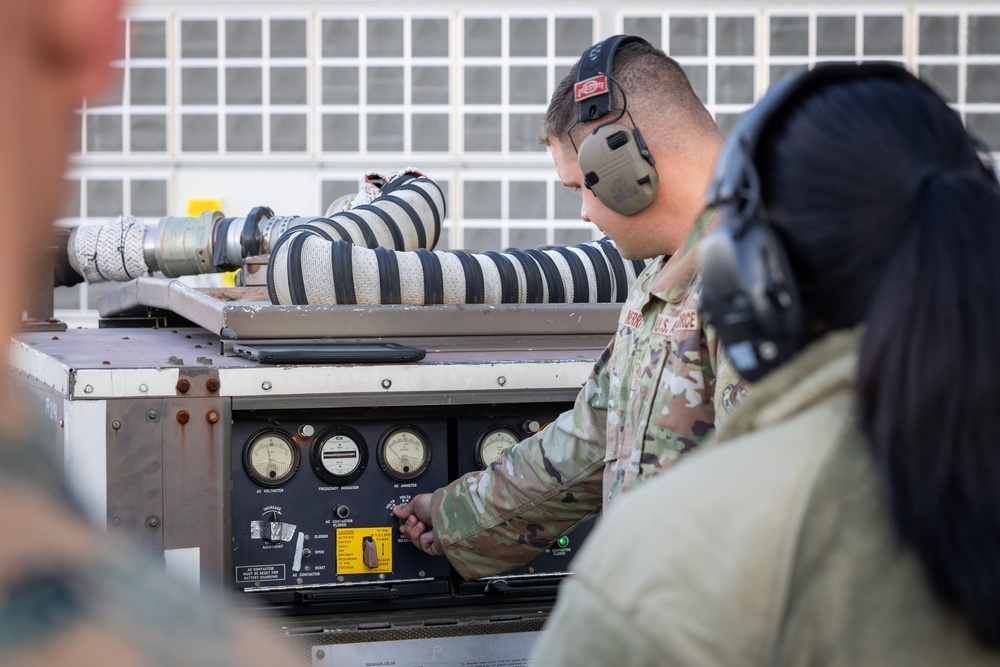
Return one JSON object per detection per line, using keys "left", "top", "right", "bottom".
{"left": 573, "top": 35, "right": 659, "bottom": 216}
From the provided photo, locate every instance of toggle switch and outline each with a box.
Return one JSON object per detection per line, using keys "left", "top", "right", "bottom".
{"left": 363, "top": 536, "right": 378, "bottom": 568}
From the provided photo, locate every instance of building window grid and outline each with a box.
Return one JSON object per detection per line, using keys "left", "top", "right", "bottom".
{"left": 915, "top": 11, "right": 1000, "bottom": 147}
{"left": 78, "top": 8, "right": 1000, "bottom": 156}
{"left": 70, "top": 9, "right": 1000, "bottom": 232}
{"left": 763, "top": 9, "right": 909, "bottom": 94}
{"left": 176, "top": 15, "right": 313, "bottom": 156}
{"left": 317, "top": 13, "right": 454, "bottom": 156}
{"left": 458, "top": 12, "right": 595, "bottom": 158}
{"left": 66, "top": 173, "right": 171, "bottom": 222}
{"left": 458, "top": 172, "right": 596, "bottom": 250}
{"left": 82, "top": 17, "right": 173, "bottom": 155}
{"left": 126, "top": 17, "right": 172, "bottom": 155}
{"left": 59, "top": 5, "right": 1000, "bottom": 317}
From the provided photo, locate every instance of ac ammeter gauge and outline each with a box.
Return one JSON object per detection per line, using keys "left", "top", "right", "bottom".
{"left": 311, "top": 427, "right": 367, "bottom": 485}
{"left": 244, "top": 430, "right": 300, "bottom": 486}
{"left": 377, "top": 426, "right": 431, "bottom": 481}
{"left": 476, "top": 425, "right": 521, "bottom": 469}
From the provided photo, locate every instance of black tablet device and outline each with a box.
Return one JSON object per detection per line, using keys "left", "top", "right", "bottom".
{"left": 231, "top": 342, "right": 426, "bottom": 364}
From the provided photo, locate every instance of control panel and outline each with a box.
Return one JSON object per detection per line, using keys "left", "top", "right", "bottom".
{"left": 232, "top": 413, "right": 451, "bottom": 603}
{"left": 231, "top": 403, "right": 593, "bottom": 609}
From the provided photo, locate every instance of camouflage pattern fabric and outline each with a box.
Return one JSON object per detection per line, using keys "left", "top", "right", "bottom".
{"left": 0, "top": 428, "right": 296, "bottom": 667}
{"left": 430, "top": 211, "right": 748, "bottom": 579}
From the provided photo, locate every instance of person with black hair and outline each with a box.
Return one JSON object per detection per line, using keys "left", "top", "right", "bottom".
{"left": 530, "top": 63, "right": 1000, "bottom": 665}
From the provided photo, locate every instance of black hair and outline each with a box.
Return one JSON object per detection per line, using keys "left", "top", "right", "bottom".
{"left": 758, "top": 74, "right": 1000, "bottom": 645}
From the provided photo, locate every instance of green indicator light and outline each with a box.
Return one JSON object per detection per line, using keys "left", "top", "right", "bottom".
{"left": 557, "top": 536, "right": 570, "bottom": 548}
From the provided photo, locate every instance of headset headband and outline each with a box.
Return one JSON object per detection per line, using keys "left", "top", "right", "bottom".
{"left": 699, "top": 61, "right": 992, "bottom": 382}
{"left": 575, "top": 35, "right": 645, "bottom": 122}
{"left": 705, "top": 62, "right": 942, "bottom": 227}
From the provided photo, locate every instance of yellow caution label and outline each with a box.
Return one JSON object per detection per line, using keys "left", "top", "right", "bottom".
{"left": 336, "top": 527, "right": 393, "bottom": 574}
{"left": 187, "top": 198, "right": 223, "bottom": 216}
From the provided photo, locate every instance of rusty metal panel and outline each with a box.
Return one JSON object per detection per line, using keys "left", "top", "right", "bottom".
{"left": 160, "top": 394, "right": 232, "bottom": 584}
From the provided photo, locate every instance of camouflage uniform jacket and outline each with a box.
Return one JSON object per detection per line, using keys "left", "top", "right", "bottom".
{"left": 429, "top": 211, "right": 747, "bottom": 579}
{"left": 0, "top": 418, "right": 296, "bottom": 667}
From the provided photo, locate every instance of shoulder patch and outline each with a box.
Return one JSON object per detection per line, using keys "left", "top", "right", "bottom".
{"left": 721, "top": 382, "right": 748, "bottom": 414}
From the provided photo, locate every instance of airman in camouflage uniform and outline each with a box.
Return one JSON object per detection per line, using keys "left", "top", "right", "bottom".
{"left": 394, "top": 37, "right": 748, "bottom": 579}
{"left": 418, "top": 213, "right": 745, "bottom": 579}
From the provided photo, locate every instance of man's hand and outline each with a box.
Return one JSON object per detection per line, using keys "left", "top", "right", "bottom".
{"left": 392, "top": 493, "right": 443, "bottom": 557}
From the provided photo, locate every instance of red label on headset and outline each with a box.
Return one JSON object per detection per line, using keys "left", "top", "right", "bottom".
{"left": 575, "top": 75, "right": 609, "bottom": 102}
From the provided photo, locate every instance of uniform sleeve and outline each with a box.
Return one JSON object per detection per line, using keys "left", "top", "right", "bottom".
{"left": 706, "top": 323, "right": 750, "bottom": 428}
{"left": 428, "top": 344, "right": 614, "bottom": 580}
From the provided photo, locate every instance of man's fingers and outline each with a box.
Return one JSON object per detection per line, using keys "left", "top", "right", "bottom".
{"left": 394, "top": 494, "right": 441, "bottom": 556}
{"left": 419, "top": 531, "right": 443, "bottom": 557}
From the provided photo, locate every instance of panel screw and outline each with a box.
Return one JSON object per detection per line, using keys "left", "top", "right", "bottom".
{"left": 316, "top": 650, "right": 325, "bottom": 660}
{"left": 381, "top": 379, "right": 392, "bottom": 389}
{"left": 206, "top": 377, "right": 221, "bottom": 393}
{"left": 176, "top": 410, "right": 190, "bottom": 424}
{"left": 84, "top": 385, "right": 94, "bottom": 394}
{"left": 497, "top": 376, "right": 507, "bottom": 386}
{"left": 111, "top": 420, "right": 122, "bottom": 430}
{"left": 147, "top": 409, "right": 159, "bottom": 421}
{"left": 112, "top": 517, "right": 121, "bottom": 526}
{"left": 139, "top": 383, "right": 149, "bottom": 393}
{"left": 206, "top": 410, "right": 220, "bottom": 423}
{"left": 261, "top": 381, "right": 272, "bottom": 391}
{"left": 145, "top": 516, "right": 160, "bottom": 529}
{"left": 176, "top": 378, "right": 190, "bottom": 393}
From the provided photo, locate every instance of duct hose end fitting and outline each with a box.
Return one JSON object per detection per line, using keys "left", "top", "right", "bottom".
{"left": 154, "top": 210, "right": 224, "bottom": 278}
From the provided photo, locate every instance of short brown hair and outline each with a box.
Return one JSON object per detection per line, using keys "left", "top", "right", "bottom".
{"left": 540, "top": 38, "right": 717, "bottom": 146}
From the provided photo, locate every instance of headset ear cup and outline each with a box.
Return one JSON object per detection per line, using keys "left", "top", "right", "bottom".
{"left": 577, "top": 123, "right": 659, "bottom": 216}
{"left": 699, "top": 212, "right": 805, "bottom": 381}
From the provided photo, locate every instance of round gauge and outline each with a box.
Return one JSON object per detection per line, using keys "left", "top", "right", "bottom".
{"left": 311, "top": 427, "right": 367, "bottom": 485}
{"left": 476, "top": 425, "right": 521, "bottom": 469}
{"left": 377, "top": 426, "right": 431, "bottom": 481}
{"left": 244, "top": 430, "right": 300, "bottom": 486}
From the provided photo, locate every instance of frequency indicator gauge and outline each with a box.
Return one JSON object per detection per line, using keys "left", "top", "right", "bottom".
{"left": 311, "top": 427, "right": 367, "bottom": 485}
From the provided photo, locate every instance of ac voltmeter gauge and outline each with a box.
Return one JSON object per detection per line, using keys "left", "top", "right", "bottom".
{"left": 244, "top": 430, "right": 300, "bottom": 486}
{"left": 311, "top": 427, "right": 367, "bottom": 485}
{"left": 377, "top": 426, "right": 431, "bottom": 481}
{"left": 476, "top": 425, "right": 522, "bottom": 469}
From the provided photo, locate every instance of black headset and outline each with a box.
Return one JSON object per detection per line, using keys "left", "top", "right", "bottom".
{"left": 572, "top": 35, "right": 659, "bottom": 216}
{"left": 699, "top": 62, "right": 963, "bottom": 382}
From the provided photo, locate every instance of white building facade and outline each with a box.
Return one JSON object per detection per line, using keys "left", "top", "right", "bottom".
{"left": 57, "top": 0, "right": 1000, "bottom": 314}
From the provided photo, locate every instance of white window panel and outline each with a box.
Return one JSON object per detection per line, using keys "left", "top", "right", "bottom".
{"left": 63, "top": 3, "right": 1000, "bottom": 259}
{"left": 916, "top": 11, "right": 1000, "bottom": 150}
